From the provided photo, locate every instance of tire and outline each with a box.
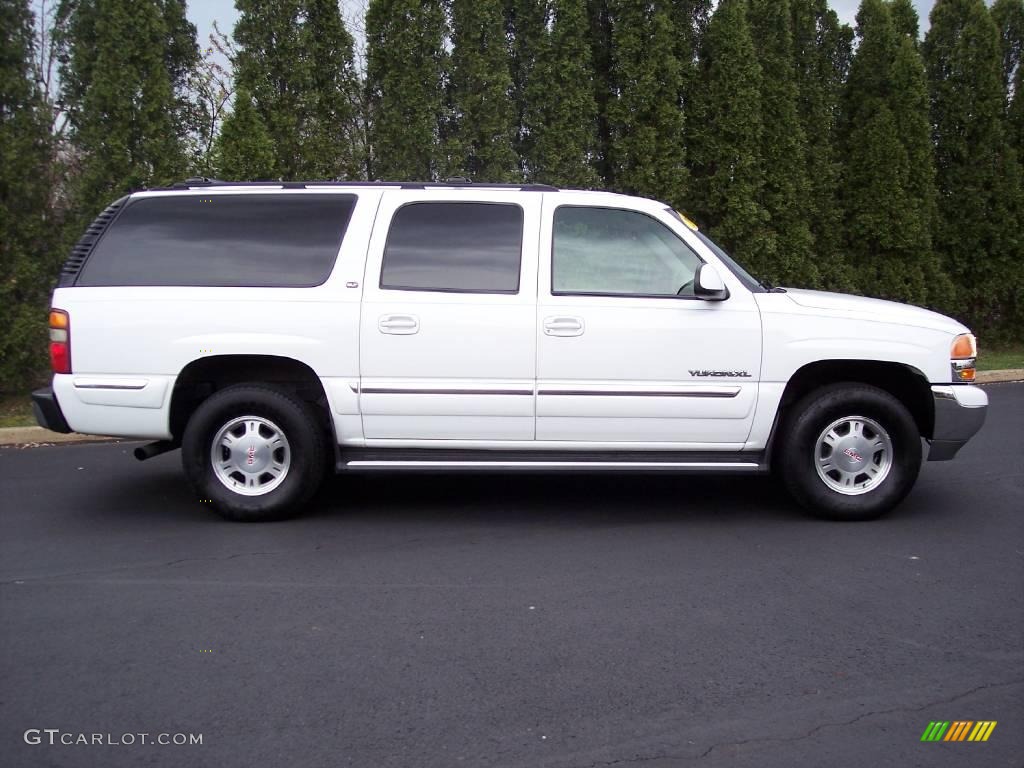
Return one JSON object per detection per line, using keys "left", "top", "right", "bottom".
{"left": 777, "top": 383, "right": 921, "bottom": 521}
{"left": 182, "top": 385, "right": 327, "bottom": 521}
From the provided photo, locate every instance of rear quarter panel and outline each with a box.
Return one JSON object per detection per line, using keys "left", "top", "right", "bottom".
{"left": 49, "top": 189, "right": 380, "bottom": 439}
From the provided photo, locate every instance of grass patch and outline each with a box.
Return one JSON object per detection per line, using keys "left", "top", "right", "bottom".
{"left": 0, "top": 395, "right": 36, "bottom": 429}
{"left": 977, "top": 344, "right": 1024, "bottom": 371}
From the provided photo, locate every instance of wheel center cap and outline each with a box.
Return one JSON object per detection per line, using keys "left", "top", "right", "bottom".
{"left": 843, "top": 446, "right": 864, "bottom": 464}
{"left": 835, "top": 437, "right": 869, "bottom": 471}
{"left": 235, "top": 441, "right": 270, "bottom": 473}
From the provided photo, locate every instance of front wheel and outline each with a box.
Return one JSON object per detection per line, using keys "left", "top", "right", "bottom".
{"left": 182, "top": 385, "right": 327, "bottom": 521}
{"left": 777, "top": 383, "right": 922, "bottom": 521}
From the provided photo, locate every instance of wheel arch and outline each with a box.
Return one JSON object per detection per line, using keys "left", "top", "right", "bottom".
{"left": 169, "top": 354, "right": 334, "bottom": 444}
{"left": 770, "top": 360, "right": 934, "bottom": 455}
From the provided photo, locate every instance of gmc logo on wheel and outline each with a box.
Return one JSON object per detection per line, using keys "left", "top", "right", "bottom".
{"left": 246, "top": 445, "right": 256, "bottom": 465}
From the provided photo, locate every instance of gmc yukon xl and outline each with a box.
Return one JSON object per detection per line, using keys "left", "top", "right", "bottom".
{"left": 32, "top": 180, "right": 988, "bottom": 521}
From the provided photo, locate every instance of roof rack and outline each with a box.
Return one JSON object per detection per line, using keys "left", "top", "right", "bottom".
{"left": 163, "top": 178, "right": 559, "bottom": 192}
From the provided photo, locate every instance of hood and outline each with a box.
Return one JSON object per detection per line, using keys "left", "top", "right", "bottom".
{"left": 782, "top": 288, "right": 968, "bottom": 335}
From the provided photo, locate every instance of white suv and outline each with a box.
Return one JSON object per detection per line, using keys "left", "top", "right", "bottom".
{"left": 32, "top": 180, "right": 987, "bottom": 521}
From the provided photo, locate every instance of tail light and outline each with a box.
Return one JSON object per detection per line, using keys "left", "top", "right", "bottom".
{"left": 950, "top": 333, "right": 976, "bottom": 382}
{"left": 49, "top": 309, "right": 71, "bottom": 374}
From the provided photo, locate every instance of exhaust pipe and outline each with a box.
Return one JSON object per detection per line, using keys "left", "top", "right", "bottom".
{"left": 134, "top": 440, "right": 179, "bottom": 461}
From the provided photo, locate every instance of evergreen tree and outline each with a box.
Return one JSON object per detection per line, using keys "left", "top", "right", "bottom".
{"left": 607, "top": 0, "right": 687, "bottom": 206}
{"left": 213, "top": 88, "right": 276, "bottom": 180}
{"left": 162, "top": 0, "right": 207, "bottom": 169}
{"left": 925, "top": 0, "right": 1022, "bottom": 334}
{"left": 791, "top": 0, "right": 853, "bottom": 289}
{"left": 302, "top": 0, "right": 362, "bottom": 180}
{"left": 990, "top": 0, "right": 1023, "bottom": 92}
{"left": 670, "top": 1, "right": 712, "bottom": 98}
{"left": 365, "top": 0, "right": 447, "bottom": 180}
{"left": 523, "top": 0, "right": 601, "bottom": 186}
{"left": 234, "top": 0, "right": 360, "bottom": 180}
{"left": 670, "top": 0, "right": 712, "bottom": 171}
{"left": 0, "top": 0, "right": 57, "bottom": 391}
{"left": 586, "top": 0, "right": 614, "bottom": 184}
{"left": 991, "top": 0, "right": 1024, "bottom": 160}
{"left": 505, "top": 0, "right": 548, "bottom": 177}
{"left": 888, "top": 0, "right": 920, "bottom": 39}
{"left": 1003, "top": 0, "right": 1024, "bottom": 159}
{"left": 55, "top": 0, "right": 197, "bottom": 222}
{"left": 445, "top": 0, "right": 519, "bottom": 181}
{"left": 687, "top": 0, "right": 772, "bottom": 275}
{"left": 747, "top": 0, "right": 816, "bottom": 286}
{"left": 889, "top": 30, "right": 950, "bottom": 304}
{"left": 838, "top": 0, "right": 942, "bottom": 307}
{"left": 1013, "top": 67, "right": 1024, "bottom": 152}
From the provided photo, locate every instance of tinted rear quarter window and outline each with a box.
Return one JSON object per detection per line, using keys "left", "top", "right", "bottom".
{"left": 76, "top": 194, "right": 356, "bottom": 287}
{"left": 380, "top": 202, "right": 524, "bottom": 293}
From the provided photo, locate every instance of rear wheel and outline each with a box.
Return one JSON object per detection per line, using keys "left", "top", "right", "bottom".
{"left": 182, "top": 385, "right": 326, "bottom": 521}
{"left": 777, "top": 383, "right": 921, "bottom": 521}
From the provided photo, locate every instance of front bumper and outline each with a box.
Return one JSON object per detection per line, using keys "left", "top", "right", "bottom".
{"left": 928, "top": 385, "right": 987, "bottom": 461}
{"left": 31, "top": 386, "right": 72, "bottom": 434}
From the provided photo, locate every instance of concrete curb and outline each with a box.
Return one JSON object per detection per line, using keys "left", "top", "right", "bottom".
{"left": 2, "top": 370, "right": 1021, "bottom": 447}
{"left": 976, "top": 369, "right": 1024, "bottom": 384}
{"left": 0, "top": 427, "right": 123, "bottom": 447}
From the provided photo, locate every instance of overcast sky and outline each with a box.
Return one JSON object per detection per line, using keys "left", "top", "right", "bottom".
{"left": 186, "top": 1, "right": 938, "bottom": 53}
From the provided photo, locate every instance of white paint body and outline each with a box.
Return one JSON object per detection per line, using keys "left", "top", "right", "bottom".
{"left": 49, "top": 187, "right": 981, "bottom": 455}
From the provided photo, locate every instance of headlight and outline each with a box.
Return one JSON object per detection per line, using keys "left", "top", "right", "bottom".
{"left": 950, "top": 333, "right": 977, "bottom": 382}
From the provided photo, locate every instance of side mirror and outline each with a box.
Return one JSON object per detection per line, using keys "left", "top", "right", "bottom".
{"left": 694, "top": 263, "right": 729, "bottom": 301}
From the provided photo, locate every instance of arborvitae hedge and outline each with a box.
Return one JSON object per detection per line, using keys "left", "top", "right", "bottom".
{"left": 523, "top": 0, "right": 602, "bottom": 187}
{"left": 839, "top": 0, "right": 938, "bottom": 309}
{"left": 687, "top": 0, "right": 772, "bottom": 275}
{"left": 55, "top": 0, "right": 196, "bottom": 227}
{"left": 234, "top": 0, "right": 360, "bottom": 180}
{"left": 213, "top": 87, "right": 276, "bottom": 180}
{"left": 1, "top": 0, "right": 58, "bottom": 392}
{"left": 445, "top": 0, "right": 520, "bottom": 181}
{"left": 365, "top": 0, "right": 448, "bottom": 181}
{"left": 925, "top": 0, "right": 1023, "bottom": 336}
{"left": 4, "top": 0, "right": 1023, "bottom": 393}
{"left": 748, "top": 0, "right": 817, "bottom": 287}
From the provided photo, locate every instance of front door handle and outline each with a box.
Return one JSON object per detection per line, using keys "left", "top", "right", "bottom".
{"left": 543, "top": 316, "right": 584, "bottom": 337}
{"left": 378, "top": 314, "right": 419, "bottom": 335}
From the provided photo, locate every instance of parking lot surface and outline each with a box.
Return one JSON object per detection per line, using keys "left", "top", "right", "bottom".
{"left": 1, "top": 383, "right": 1021, "bottom": 767}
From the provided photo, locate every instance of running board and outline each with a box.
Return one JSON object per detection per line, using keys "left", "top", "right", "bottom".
{"left": 338, "top": 449, "right": 767, "bottom": 474}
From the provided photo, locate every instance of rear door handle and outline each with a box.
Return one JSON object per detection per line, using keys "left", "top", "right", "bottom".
{"left": 378, "top": 314, "right": 419, "bottom": 335}
{"left": 543, "top": 316, "right": 584, "bottom": 337}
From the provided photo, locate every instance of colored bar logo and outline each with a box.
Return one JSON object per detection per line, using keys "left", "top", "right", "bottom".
{"left": 921, "top": 721, "right": 997, "bottom": 742}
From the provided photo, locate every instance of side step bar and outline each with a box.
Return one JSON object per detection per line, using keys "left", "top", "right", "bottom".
{"left": 344, "top": 460, "right": 763, "bottom": 472}
{"left": 338, "top": 449, "right": 767, "bottom": 474}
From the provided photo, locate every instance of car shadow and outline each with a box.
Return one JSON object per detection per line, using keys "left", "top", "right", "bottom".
{"left": 51, "top": 447, "right": 953, "bottom": 528}
{"left": 308, "top": 471, "right": 804, "bottom": 526}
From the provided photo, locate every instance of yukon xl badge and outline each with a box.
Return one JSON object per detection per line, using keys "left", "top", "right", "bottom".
{"left": 689, "top": 369, "right": 752, "bottom": 378}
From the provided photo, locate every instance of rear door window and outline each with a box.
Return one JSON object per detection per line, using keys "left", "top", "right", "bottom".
{"left": 76, "top": 194, "right": 356, "bottom": 287}
{"left": 380, "top": 202, "right": 524, "bottom": 293}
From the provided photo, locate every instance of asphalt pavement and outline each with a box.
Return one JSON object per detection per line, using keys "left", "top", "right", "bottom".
{"left": 1, "top": 383, "right": 1022, "bottom": 768}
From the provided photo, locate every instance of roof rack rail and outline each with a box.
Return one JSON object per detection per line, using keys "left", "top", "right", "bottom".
{"left": 161, "top": 179, "right": 560, "bottom": 192}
